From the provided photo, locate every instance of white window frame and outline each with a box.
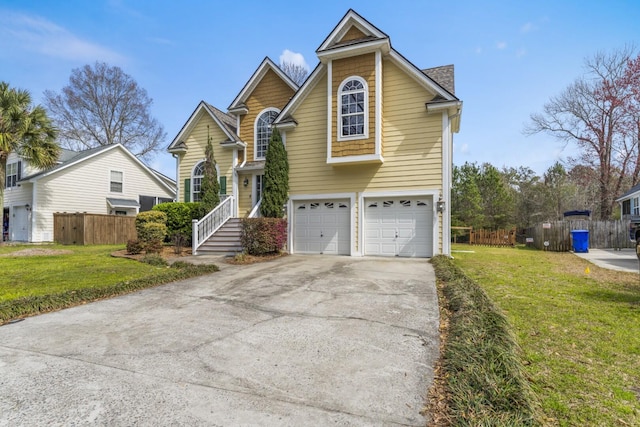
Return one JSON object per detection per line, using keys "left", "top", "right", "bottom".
{"left": 254, "top": 108, "right": 280, "bottom": 160}
{"left": 192, "top": 161, "right": 222, "bottom": 202}
{"left": 5, "top": 162, "right": 19, "bottom": 188}
{"left": 337, "top": 76, "right": 368, "bottom": 141}
{"left": 633, "top": 197, "right": 640, "bottom": 215}
{"left": 110, "top": 170, "right": 123, "bottom": 193}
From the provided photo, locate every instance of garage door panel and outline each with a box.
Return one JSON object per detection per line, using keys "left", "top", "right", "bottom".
{"left": 294, "top": 199, "right": 350, "bottom": 255}
{"left": 364, "top": 196, "right": 433, "bottom": 258}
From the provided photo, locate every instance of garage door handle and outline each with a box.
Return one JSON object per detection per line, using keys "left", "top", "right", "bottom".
{"left": 395, "top": 231, "right": 398, "bottom": 239}
{"left": 320, "top": 231, "right": 323, "bottom": 238}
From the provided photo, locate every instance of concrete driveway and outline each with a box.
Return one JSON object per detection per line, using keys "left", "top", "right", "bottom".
{"left": 573, "top": 248, "right": 640, "bottom": 273}
{"left": 0, "top": 255, "right": 439, "bottom": 426}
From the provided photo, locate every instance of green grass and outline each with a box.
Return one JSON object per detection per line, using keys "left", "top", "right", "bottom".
{"left": 450, "top": 244, "right": 640, "bottom": 426}
{"left": 0, "top": 244, "right": 218, "bottom": 323}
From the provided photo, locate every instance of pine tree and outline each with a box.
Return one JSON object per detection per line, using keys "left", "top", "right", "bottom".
{"left": 200, "top": 126, "right": 220, "bottom": 212}
{"left": 261, "top": 127, "right": 289, "bottom": 218}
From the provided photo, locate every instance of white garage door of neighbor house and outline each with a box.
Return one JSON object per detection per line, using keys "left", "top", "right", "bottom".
{"left": 364, "top": 197, "right": 433, "bottom": 257}
{"left": 11, "top": 206, "right": 29, "bottom": 242}
{"left": 293, "top": 200, "right": 350, "bottom": 255}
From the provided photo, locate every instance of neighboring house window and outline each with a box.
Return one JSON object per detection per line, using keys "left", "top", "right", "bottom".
{"left": 110, "top": 170, "right": 123, "bottom": 193}
{"left": 192, "top": 161, "right": 205, "bottom": 202}
{"left": 338, "top": 77, "right": 367, "bottom": 139}
{"left": 5, "top": 161, "right": 21, "bottom": 188}
{"left": 633, "top": 197, "right": 640, "bottom": 216}
{"left": 623, "top": 200, "right": 631, "bottom": 216}
{"left": 255, "top": 109, "right": 279, "bottom": 160}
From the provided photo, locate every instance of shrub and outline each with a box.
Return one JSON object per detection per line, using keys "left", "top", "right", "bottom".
{"left": 140, "top": 253, "right": 168, "bottom": 267}
{"left": 241, "top": 218, "right": 287, "bottom": 255}
{"left": 137, "top": 222, "right": 167, "bottom": 246}
{"left": 135, "top": 210, "right": 167, "bottom": 228}
{"left": 126, "top": 239, "right": 144, "bottom": 255}
{"left": 153, "top": 202, "right": 206, "bottom": 244}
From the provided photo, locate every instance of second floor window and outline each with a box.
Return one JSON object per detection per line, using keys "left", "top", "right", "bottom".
{"left": 633, "top": 197, "right": 640, "bottom": 216}
{"left": 339, "top": 77, "right": 367, "bottom": 139}
{"left": 255, "top": 109, "right": 279, "bottom": 160}
{"left": 5, "top": 161, "right": 21, "bottom": 188}
{"left": 110, "top": 170, "right": 123, "bottom": 193}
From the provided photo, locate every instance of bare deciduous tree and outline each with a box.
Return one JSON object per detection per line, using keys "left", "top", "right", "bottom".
{"left": 280, "top": 61, "right": 308, "bottom": 86}
{"left": 44, "top": 62, "right": 165, "bottom": 160}
{"left": 526, "top": 47, "right": 638, "bottom": 219}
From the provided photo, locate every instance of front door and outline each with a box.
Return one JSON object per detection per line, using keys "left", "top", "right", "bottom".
{"left": 11, "top": 206, "right": 28, "bottom": 241}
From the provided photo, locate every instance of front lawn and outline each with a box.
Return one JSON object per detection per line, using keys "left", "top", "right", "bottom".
{"left": 450, "top": 245, "right": 640, "bottom": 426}
{"left": 0, "top": 244, "right": 218, "bottom": 323}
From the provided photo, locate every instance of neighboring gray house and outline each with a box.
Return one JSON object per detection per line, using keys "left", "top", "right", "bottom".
{"left": 3, "top": 144, "right": 176, "bottom": 243}
{"left": 616, "top": 183, "right": 640, "bottom": 219}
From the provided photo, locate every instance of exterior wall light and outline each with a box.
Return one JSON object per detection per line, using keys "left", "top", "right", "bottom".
{"left": 436, "top": 198, "right": 445, "bottom": 213}
{"left": 243, "top": 177, "right": 249, "bottom": 187}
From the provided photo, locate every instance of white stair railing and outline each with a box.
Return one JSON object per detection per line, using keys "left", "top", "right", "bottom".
{"left": 248, "top": 199, "right": 262, "bottom": 218}
{"left": 192, "top": 195, "right": 234, "bottom": 255}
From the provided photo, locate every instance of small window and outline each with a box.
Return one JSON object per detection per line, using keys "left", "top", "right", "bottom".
{"left": 5, "top": 162, "right": 20, "bottom": 188}
{"left": 623, "top": 200, "right": 631, "bottom": 215}
{"left": 383, "top": 200, "right": 394, "bottom": 208}
{"left": 310, "top": 203, "right": 319, "bottom": 210}
{"left": 115, "top": 210, "right": 127, "bottom": 216}
{"left": 338, "top": 77, "right": 367, "bottom": 139}
{"left": 110, "top": 170, "right": 123, "bottom": 193}
{"left": 417, "top": 200, "right": 427, "bottom": 207}
{"left": 325, "top": 202, "right": 334, "bottom": 209}
{"left": 634, "top": 197, "right": 640, "bottom": 216}
{"left": 400, "top": 200, "right": 411, "bottom": 207}
{"left": 338, "top": 202, "right": 348, "bottom": 209}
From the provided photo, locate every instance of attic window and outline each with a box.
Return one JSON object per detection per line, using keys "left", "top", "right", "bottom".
{"left": 338, "top": 77, "right": 368, "bottom": 140}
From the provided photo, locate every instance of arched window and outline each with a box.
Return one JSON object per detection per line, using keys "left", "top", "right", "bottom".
{"left": 255, "top": 108, "right": 279, "bottom": 160}
{"left": 338, "top": 77, "right": 367, "bottom": 139}
{"left": 191, "top": 161, "right": 205, "bottom": 202}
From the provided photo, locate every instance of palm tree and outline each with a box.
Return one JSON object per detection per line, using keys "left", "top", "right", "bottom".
{"left": 0, "top": 81, "right": 60, "bottom": 194}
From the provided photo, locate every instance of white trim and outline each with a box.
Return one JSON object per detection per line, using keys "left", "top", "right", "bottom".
{"left": 359, "top": 189, "right": 440, "bottom": 258}
{"left": 228, "top": 57, "right": 298, "bottom": 111}
{"left": 326, "top": 61, "right": 332, "bottom": 164}
{"left": 442, "top": 112, "right": 451, "bottom": 256}
{"left": 254, "top": 107, "right": 280, "bottom": 161}
{"left": 316, "top": 9, "right": 388, "bottom": 52}
{"left": 327, "top": 153, "right": 383, "bottom": 165}
{"left": 388, "top": 50, "right": 455, "bottom": 100}
{"left": 375, "top": 50, "right": 382, "bottom": 156}
{"left": 168, "top": 101, "right": 237, "bottom": 151}
{"left": 274, "top": 64, "right": 326, "bottom": 127}
{"left": 317, "top": 38, "right": 390, "bottom": 63}
{"left": 336, "top": 76, "right": 369, "bottom": 142}
{"left": 232, "top": 149, "right": 238, "bottom": 216}
{"left": 426, "top": 100, "right": 462, "bottom": 113}
{"left": 288, "top": 192, "right": 357, "bottom": 256}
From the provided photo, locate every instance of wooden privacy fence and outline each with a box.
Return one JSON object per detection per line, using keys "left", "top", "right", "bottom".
{"left": 470, "top": 228, "right": 516, "bottom": 246}
{"left": 524, "top": 220, "right": 633, "bottom": 251}
{"left": 54, "top": 213, "right": 136, "bottom": 245}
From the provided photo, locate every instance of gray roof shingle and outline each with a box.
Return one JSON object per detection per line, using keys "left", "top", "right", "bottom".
{"left": 422, "top": 65, "right": 455, "bottom": 95}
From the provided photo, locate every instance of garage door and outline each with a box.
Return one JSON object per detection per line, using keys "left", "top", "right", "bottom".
{"left": 364, "top": 197, "right": 433, "bottom": 257}
{"left": 293, "top": 200, "right": 350, "bottom": 255}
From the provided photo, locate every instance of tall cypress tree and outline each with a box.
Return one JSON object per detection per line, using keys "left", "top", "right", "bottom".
{"left": 200, "top": 126, "right": 220, "bottom": 212}
{"left": 261, "top": 127, "right": 289, "bottom": 218}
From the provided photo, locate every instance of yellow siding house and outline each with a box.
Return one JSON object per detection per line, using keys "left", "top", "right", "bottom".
{"left": 168, "top": 9, "right": 462, "bottom": 258}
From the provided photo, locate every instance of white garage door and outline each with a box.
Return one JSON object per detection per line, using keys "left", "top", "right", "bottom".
{"left": 364, "top": 197, "right": 433, "bottom": 257}
{"left": 293, "top": 200, "right": 350, "bottom": 255}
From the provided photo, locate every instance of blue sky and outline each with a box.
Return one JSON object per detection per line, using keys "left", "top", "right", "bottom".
{"left": 1, "top": 0, "right": 639, "bottom": 179}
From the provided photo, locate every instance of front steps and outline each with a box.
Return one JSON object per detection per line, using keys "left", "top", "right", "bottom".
{"left": 197, "top": 218, "right": 243, "bottom": 255}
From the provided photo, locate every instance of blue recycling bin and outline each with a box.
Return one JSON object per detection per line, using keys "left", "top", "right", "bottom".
{"left": 570, "top": 230, "right": 589, "bottom": 253}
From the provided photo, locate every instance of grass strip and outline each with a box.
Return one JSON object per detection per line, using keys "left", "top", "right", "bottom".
{"left": 431, "top": 255, "right": 540, "bottom": 426}
{"left": 0, "top": 263, "right": 218, "bottom": 324}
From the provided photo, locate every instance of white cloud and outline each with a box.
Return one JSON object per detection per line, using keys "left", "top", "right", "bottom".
{"left": 475, "top": 46, "right": 483, "bottom": 55}
{"left": 0, "top": 10, "right": 125, "bottom": 63}
{"left": 496, "top": 41, "right": 507, "bottom": 50}
{"left": 520, "top": 22, "right": 535, "bottom": 33}
{"left": 516, "top": 48, "right": 527, "bottom": 58}
{"left": 279, "top": 49, "right": 310, "bottom": 71}
{"left": 454, "top": 143, "right": 470, "bottom": 155}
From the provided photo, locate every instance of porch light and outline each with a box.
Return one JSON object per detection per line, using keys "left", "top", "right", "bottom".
{"left": 25, "top": 204, "right": 31, "bottom": 211}
{"left": 243, "top": 177, "right": 249, "bottom": 187}
{"left": 436, "top": 197, "right": 445, "bottom": 213}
